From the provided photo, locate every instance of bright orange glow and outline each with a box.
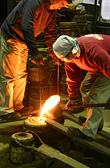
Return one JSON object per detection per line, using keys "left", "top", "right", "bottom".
{"left": 39, "top": 95, "right": 60, "bottom": 121}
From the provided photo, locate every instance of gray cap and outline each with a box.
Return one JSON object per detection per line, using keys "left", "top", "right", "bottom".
{"left": 53, "top": 35, "right": 80, "bottom": 58}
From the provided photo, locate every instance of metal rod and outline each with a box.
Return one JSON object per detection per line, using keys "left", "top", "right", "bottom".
{"left": 39, "top": 66, "right": 41, "bottom": 111}
{"left": 61, "top": 103, "right": 110, "bottom": 111}
{"left": 57, "top": 65, "right": 59, "bottom": 95}
{"left": 70, "top": 103, "right": 110, "bottom": 108}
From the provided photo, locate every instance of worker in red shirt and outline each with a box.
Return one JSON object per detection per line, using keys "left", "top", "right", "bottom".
{"left": 0, "top": 0, "right": 72, "bottom": 120}
{"left": 53, "top": 34, "right": 110, "bottom": 141}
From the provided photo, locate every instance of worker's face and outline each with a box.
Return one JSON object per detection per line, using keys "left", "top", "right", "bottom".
{"left": 49, "top": 0, "right": 69, "bottom": 10}
{"left": 54, "top": 51, "right": 77, "bottom": 62}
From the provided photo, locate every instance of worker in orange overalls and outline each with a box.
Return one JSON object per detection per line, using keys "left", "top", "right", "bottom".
{"left": 0, "top": 0, "right": 72, "bottom": 120}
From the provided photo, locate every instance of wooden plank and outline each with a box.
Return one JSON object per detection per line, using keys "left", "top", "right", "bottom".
{"left": 62, "top": 111, "right": 110, "bottom": 140}
{"left": 46, "top": 118, "right": 110, "bottom": 158}
{"left": 37, "top": 144, "right": 89, "bottom": 168}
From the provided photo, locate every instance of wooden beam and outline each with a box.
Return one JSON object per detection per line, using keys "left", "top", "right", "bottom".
{"left": 62, "top": 111, "right": 110, "bottom": 140}
{"left": 46, "top": 118, "right": 110, "bottom": 158}
{"left": 37, "top": 143, "right": 89, "bottom": 168}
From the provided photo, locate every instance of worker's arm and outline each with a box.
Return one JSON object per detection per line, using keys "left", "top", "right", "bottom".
{"left": 65, "top": 61, "right": 83, "bottom": 99}
{"left": 21, "top": 0, "right": 42, "bottom": 57}
{"left": 44, "top": 11, "right": 61, "bottom": 65}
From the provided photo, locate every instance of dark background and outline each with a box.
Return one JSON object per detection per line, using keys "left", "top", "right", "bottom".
{"left": 0, "top": 0, "right": 7, "bottom": 26}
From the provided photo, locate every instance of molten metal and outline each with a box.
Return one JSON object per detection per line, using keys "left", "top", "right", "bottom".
{"left": 39, "top": 95, "right": 60, "bottom": 121}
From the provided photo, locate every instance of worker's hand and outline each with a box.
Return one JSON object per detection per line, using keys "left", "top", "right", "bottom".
{"left": 49, "top": 52, "right": 62, "bottom": 65}
{"left": 66, "top": 99, "right": 76, "bottom": 110}
{"left": 31, "top": 58, "right": 44, "bottom": 66}
{"left": 52, "top": 58, "right": 62, "bottom": 65}
{"left": 30, "top": 51, "right": 44, "bottom": 66}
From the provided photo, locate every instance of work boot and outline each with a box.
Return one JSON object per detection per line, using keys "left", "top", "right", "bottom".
{"left": 0, "top": 111, "right": 21, "bottom": 121}
{"left": 67, "top": 127, "right": 93, "bottom": 141}
{"left": 15, "top": 106, "right": 34, "bottom": 115}
{"left": 78, "top": 116, "right": 103, "bottom": 131}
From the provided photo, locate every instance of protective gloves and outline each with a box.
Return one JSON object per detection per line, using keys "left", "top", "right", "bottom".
{"left": 52, "top": 58, "right": 61, "bottom": 65}
{"left": 29, "top": 50, "right": 61, "bottom": 66}
{"left": 49, "top": 52, "right": 62, "bottom": 65}
{"left": 66, "top": 99, "right": 77, "bottom": 110}
{"left": 66, "top": 0, "right": 83, "bottom": 9}
{"left": 31, "top": 57, "right": 44, "bottom": 66}
{"left": 29, "top": 51, "right": 44, "bottom": 66}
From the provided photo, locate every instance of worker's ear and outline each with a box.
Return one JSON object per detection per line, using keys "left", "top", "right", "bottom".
{"left": 65, "top": 51, "right": 72, "bottom": 58}
{"left": 71, "top": 50, "right": 78, "bottom": 59}
{"left": 69, "top": 51, "right": 73, "bottom": 57}
{"left": 70, "top": 51, "right": 73, "bottom": 54}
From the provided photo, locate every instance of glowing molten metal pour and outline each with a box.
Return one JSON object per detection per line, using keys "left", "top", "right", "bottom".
{"left": 39, "top": 95, "right": 60, "bottom": 122}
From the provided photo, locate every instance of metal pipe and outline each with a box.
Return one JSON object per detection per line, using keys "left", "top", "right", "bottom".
{"left": 57, "top": 65, "right": 60, "bottom": 95}
{"left": 38, "top": 66, "right": 41, "bottom": 111}
{"left": 61, "top": 103, "right": 110, "bottom": 111}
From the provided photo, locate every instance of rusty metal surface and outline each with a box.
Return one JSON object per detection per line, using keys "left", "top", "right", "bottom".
{"left": 23, "top": 116, "right": 50, "bottom": 134}
{"left": 24, "top": 116, "right": 47, "bottom": 127}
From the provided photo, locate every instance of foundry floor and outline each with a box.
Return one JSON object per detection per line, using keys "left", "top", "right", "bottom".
{"left": 0, "top": 108, "right": 110, "bottom": 168}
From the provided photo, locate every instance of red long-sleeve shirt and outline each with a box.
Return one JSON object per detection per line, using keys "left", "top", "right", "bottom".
{"left": 65, "top": 34, "right": 110, "bottom": 98}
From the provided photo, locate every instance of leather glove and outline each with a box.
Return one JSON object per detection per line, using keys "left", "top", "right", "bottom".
{"left": 49, "top": 52, "right": 62, "bottom": 65}
{"left": 52, "top": 58, "right": 62, "bottom": 65}
{"left": 31, "top": 58, "right": 44, "bottom": 66}
{"left": 30, "top": 51, "right": 44, "bottom": 66}
{"left": 66, "top": 99, "right": 76, "bottom": 110}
